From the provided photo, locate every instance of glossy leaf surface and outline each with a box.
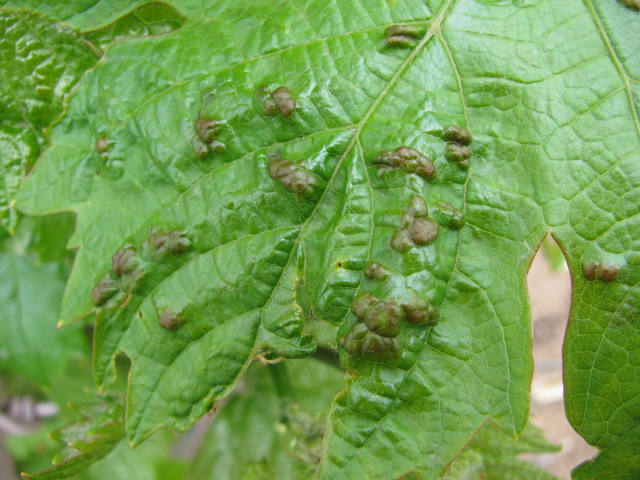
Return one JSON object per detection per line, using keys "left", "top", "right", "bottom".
{"left": 12, "top": 0, "right": 640, "bottom": 478}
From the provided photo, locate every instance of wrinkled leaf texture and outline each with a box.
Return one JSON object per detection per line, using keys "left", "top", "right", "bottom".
{"left": 11, "top": 0, "right": 640, "bottom": 478}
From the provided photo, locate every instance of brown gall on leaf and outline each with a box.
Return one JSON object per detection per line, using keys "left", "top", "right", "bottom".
{"left": 92, "top": 274, "right": 119, "bottom": 306}
{"left": 443, "top": 125, "right": 472, "bottom": 146}
{"left": 145, "top": 230, "right": 190, "bottom": 259}
{"left": 195, "top": 117, "right": 224, "bottom": 144}
{"left": 391, "top": 229, "right": 413, "bottom": 253}
{"left": 95, "top": 134, "right": 110, "bottom": 153}
{"left": 111, "top": 245, "right": 138, "bottom": 276}
{"left": 364, "top": 261, "right": 389, "bottom": 281}
{"left": 583, "top": 262, "right": 620, "bottom": 282}
{"left": 402, "top": 297, "right": 440, "bottom": 326}
{"left": 374, "top": 146, "right": 436, "bottom": 180}
{"left": 362, "top": 332, "right": 398, "bottom": 356}
{"left": 263, "top": 86, "right": 296, "bottom": 117}
{"left": 408, "top": 218, "right": 439, "bottom": 246}
{"left": 444, "top": 143, "right": 471, "bottom": 169}
{"left": 338, "top": 323, "right": 369, "bottom": 356}
{"left": 408, "top": 195, "right": 428, "bottom": 218}
{"left": 384, "top": 25, "right": 421, "bottom": 49}
{"left": 351, "top": 292, "right": 379, "bottom": 319}
{"left": 158, "top": 308, "right": 185, "bottom": 331}
{"left": 268, "top": 158, "right": 318, "bottom": 194}
{"left": 435, "top": 202, "right": 465, "bottom": 230}
{"left": 192, "top": 139, "right": 209, "bottom": 159}
{"left": 619, "top": 0, "right": 640, "bottom": 11}
{"left": 363, "top": 301, "right": 404, "bottom": 337}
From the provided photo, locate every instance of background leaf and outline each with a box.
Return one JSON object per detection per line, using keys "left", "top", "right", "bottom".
{"left": 0, "top": 10, "right": 97, "bottom": 230}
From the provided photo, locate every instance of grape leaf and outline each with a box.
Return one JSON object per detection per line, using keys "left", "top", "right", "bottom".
{"left": 0, "top": 10, "right": 97, "bottom": 230}
{"left": 83, "top": 3, "right": 186, "bottom": 52}
{"left": 444, "top": 421, "right": 560, "bottom": 480}
{"left": 189, "top": 358, "right": 344, "bottom": 480}
{"left": 0, "top": 252, "right": 86, "bottom": 385}
{"left": 14, "top": 0, "right": 640, "bottom": 478}
{"left": 21, "top": 399, "right": 124, "bottom": 480}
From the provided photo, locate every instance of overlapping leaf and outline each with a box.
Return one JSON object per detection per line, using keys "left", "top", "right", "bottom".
{"left": 12, "top": 0, "right": 640, "bottom": 478}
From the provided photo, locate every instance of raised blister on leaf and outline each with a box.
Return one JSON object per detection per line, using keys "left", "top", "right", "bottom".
{"left": 435, "top": 202, "right": 465, "bottom": 229}
{"left": 92, "top": 274, "right": 119, "bottom": 306}
{"left": 364, "top": 261, "right": 389, "bottom": 281}
{"left": 390, "top": 229, "right": 413, "bottom": 253}
{"left": 144, "top": 229, "right": 190, "bottom": 259}
{"left": 583, "top": 262, "right": 620, "bottom": 282}
{"left": 263, "top": 86, "right": 297, "bottom": 117}
{"left": 408, "top": 218, "right": 439, "bottom": 246}
{"left": 443, "top": 125, "right": 472, "bottom": 146}
{"left": 158, "top": 308, "right": 185, "bottom": 331}
{"left": 338, "top": 322, "right": 369, "bottom": 356}
{"left": 375, "top": 146, "right": 436, "bottom": 180}
{"left": 351, "top": 292, "right": 379, "bottom": 319}
{"left": 619, "top": 0, "right": 640, "bottom": 11}
{"left": 408, "top": 195, "right": 428, "bottom": 218}
{"left": 363, "top": 301, "right": 404, "bottom": 337}
{"left": 196, "top": 116, "right": 224, "bottom": 144}
{"left": 445, "top": 143, "right": 471, "bottom": 164}
{"left": 268, "top": 158, "right": 318, "bottom": 194}
{"left": 384, "top": 25, "right": 421, "bottom": 49}
{"left": 192, "top": 139, "right": 209, "bottom": 159}
{"left": 95, "top": 135, "right": 110, "bottom": 153}
{"left": 362, "top": 332, "right": 398, "bottom": 357}
{"left": 402, "top": 295, "right": 440, "bottom": 326}
{"left": 111, "top": 245, "right": 139, "bottom": 276}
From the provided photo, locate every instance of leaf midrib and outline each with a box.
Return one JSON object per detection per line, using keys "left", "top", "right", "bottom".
{"left": 583, "top": 0, "right": 640, "bottom": 137}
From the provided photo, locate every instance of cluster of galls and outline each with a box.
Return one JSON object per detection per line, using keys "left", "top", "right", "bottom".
{"left": 259, "top": 86, "right": 296, "bottom": 118}
{"left": 443, "top": 125, "right": 472, "bottom": 169}
{"left": 383, "top": 25, "right": 422, "bottom": 49}
{"left": 373, "top": 146, "right": 436, "bottom": 180}
{"left": 91, "top": 230, "right": 190, "bottom": 331}
{"left": 193, "top": 116, "right": 226, "bottom": 159}
{"left": 391, "top": 195, "right": 440, "bottom": 253}
{"left": 338, "top": 291, "right": 439, "bottom": 358}
{"left": 268, "top": 157, "right": 318, "bottom": 195}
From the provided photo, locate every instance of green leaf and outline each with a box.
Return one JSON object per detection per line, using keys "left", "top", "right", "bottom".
{"left": 0, "top": 253, "right": 86, "bottom": 385}
{"left": 13, "top": 0, "right": 640, "bottom": 478}
{"left": 21, "top": 398, "right": 125, "bottom": 480}
{"left": 0, "top": 10, "right": 98, "bottom": 231}
{"left": 84, "top": 3, "right": 186, "bottom": 53}
{"left": 189, "top": 358, "right": 344, "bottom": 480}
{"left": 444, "top": 421, "right": 561, "bottom": 480}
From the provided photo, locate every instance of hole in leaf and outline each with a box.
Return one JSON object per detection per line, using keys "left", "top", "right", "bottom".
{"left": 525, "top": 234, "right": 597, "bottom": 477}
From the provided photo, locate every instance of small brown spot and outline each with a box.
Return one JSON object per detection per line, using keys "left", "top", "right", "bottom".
{"left": 159, "top": 308, "right": 185, "bottom": 331}
{"left": 583, "top": 262, "right": 619, "bottom": 282}
{"left": 374, "top": 146, "right": 436, "bottom": 180}
{"left": 391, "top": 229, "right": 413, "bottom": 253}
{"left": 444, "top": 143, "right": 471, "bottom": 164}
{"left": 262, "top": 86, "right": 296, "bottom": 117}
{"left": 408, "top": 218, "right": 439, "bottom": 246}
{"left": 145, "top": 230, "right": 190, "bottom": 259}
{"left": 95, "top": 135, "right": 110, "bottom": 153}
{"left": 384, "top": 25, "right": 421, "bottom": 49}
{"left": 364, "top": 261, "right": 389, "bottom": 281}
{"left": 112, "top": 245, "right": 138, "bottom": 276}
{"left": 196, "top": 117, "right": 224, "bottom": 143}
{"left": 92, "top": 274, "right": 119, "bottom": 306}
{"left": 443, "top": 125, "right": 472, "bottom": 146}
{"left": 268, "top": 158, "right": 318, "bottom": 194}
